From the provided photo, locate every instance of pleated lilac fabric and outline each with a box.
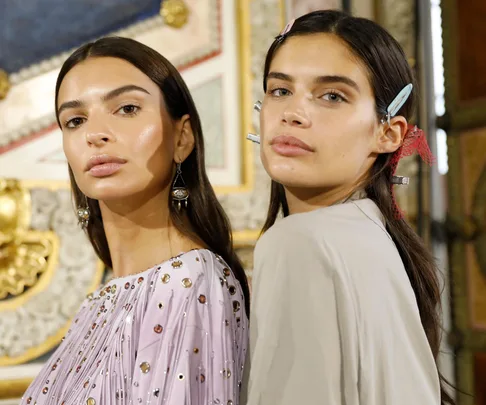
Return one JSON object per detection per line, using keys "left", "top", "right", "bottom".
{"left": 21, "top": 249, "right": 248, "bottom": 405}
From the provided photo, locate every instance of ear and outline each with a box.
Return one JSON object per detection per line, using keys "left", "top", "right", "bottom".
{"left": 372, "top": 115, "right": 408, "bottom": 154}
{"left": 173, "top": 114, "right": 195, "bottom": 163}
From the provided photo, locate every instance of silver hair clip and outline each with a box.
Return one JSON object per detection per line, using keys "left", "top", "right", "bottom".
{"left": 246, "top": 101, "right": 262, "bottom": 144}
{"left": 382, "top": 83, "right": 413, "bottom": 125}
{"left": 391, "top": 176, "right": 410, "bottom": 185}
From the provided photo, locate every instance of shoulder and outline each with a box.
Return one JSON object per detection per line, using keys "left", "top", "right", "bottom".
{"left": 155, "top": 249, "right": 233, "bottom": 289}
{"left": 254, "top": 200, "right": 390, "bottom": 277}
{"left": 256, "top": 201, "right": 368, "bottom": 254}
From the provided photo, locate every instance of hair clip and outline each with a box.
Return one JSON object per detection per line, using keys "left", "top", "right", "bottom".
{"left": 247, "top": 101, "right": 262, "bottom": 144}
{"left": 280, "top": 19, "right": 295, "bottom": 36}
{"left": 382, "top": 83, "right": 413, "bottom": 125}
{"left": 247, "top": 133, "right": 260, "bottom": 144}
{"left": 391, "top": 175, "right": 410, "bottom": 185}
{"left": 275, "top": 19, "right": 295, "bottom": 40}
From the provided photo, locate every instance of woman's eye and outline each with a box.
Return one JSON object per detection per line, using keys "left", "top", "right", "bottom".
{"left": 270, "top": 88, "right": 291, "bottom": 97}
{"left": 322, "top": 92, "right": 345, "bottom": 103}
{"left": 66, "top": 117, "right": 85, "bottom": 128}
{"left": 118, "top": 105, "right": 140, "bottom": 115}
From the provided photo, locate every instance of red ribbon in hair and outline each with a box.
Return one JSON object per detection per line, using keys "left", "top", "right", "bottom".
{"left": 389, "top": 124, "right": 436, "bottom": 219}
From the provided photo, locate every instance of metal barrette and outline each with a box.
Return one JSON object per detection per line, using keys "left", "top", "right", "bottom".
{"left": 390, "top": 176, "right": 410, "bottom": 185}
{"left": 246, "top": 101, "right": 262, "bottom": 144}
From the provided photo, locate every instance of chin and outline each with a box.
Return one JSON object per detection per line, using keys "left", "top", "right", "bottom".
{"left": 264, "top": 161, "right": 310, "bottom": 188}
{"left": 84, "top": 180, "right": 145, "bottom": 202}
{"left": 267, "top": 171, "right": 312, "bottom": 189}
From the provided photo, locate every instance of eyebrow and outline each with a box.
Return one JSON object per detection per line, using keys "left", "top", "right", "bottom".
{"left": 57, "top": 84, "right": 151, "bottom": 116}
{"left": 266, "top": 72, "right": 360, "bottom": 93}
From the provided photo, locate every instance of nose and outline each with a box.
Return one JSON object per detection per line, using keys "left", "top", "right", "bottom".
{"left": 85, "top": 125, "right": 114, "bottom": 147}
{"left": 282, "top": 106, "right": 311, "bottom": 128}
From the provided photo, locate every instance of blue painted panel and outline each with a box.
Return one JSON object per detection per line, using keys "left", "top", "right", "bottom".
{"left": 0, "top": 0, "right": 163, "bottom": 73}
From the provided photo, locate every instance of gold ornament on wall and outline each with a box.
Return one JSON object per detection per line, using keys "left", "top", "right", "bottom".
{"left": 160, "top": 0, "right": 189, "bottom": 29}
{"left": 0, "top": 179, "right": 55, "bottom": 299}
{"left": 0, "top": 69, "right": 10, "bottom": 100}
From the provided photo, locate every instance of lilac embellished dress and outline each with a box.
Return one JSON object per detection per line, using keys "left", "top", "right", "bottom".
{"left": 22, "top": 249, "right": 249, "bottom": 405}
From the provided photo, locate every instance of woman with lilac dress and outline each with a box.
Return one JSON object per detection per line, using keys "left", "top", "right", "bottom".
{"left": 21, "top": 37, "right": 249, "bottom": 405}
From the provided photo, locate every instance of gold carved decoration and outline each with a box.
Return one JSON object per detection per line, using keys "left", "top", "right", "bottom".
{"left": 0, "top": 69, "right": 10, "bottom": 100}
{"left": 0, "top": 179, "right": 53, "bottom": 299}
{"left": 160, "top": 0, "right": 190, "bottom": 28}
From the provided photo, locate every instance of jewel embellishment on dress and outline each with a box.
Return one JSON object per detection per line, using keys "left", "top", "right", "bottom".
{"left": 181, "top": 278, "right": 192, "bottom": 288}
{"left": 172, "top": 260, "right": 183, "bottom": 269}
{"left": 140, "top": 362, "right": 151, "bottom": 374}
{"left": 198, "top": 294, "right": 207, "bottom": 304}
{"left": 154, "top": 324, "right": 163, "bottom": 334}
{"left": 161, "top": 274, "right": 171, "bottom": 284}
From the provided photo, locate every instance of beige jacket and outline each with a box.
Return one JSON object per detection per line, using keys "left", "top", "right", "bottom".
{"left": 242, "top": 199, "right": 440, "bottom": 405}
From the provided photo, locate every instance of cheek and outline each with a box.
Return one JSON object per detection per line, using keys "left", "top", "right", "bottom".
{"left": 62, "top": 134, "right": 83, "bottom": 171}
{"left": 133, "top": 123, "right": 163, "bottom": 148}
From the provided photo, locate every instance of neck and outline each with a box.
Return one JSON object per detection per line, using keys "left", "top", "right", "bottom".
{"left": 285, "top": 183, "right": 366, "bottom": 215}
{"left": 99, "top": 188, "right": 201, "bottom": 278}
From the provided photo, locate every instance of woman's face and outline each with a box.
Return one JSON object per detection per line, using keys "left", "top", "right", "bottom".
{"left": 58, "top": 57, "right": 191, "bottom": 202}
{"left": 260, "top": 33, "right": 386, "bottom": 193}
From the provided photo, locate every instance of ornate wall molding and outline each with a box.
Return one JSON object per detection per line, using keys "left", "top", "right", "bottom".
{"left": 0, "top": 184, "right": 103, "bottom": 366}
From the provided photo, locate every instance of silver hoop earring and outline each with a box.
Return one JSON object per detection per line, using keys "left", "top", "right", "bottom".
{"left": 171, "top": 162, "right": 189, "bottom": 211}
{"left": 77, "top": 195, "right": 90, "bottom": 229}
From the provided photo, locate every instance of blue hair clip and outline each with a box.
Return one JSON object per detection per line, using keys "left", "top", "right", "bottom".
{"left": 382, "top": 83, "right": 413, "bottom": 125}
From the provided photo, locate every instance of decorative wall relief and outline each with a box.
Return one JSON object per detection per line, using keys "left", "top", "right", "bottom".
{"left": 160, "top": 0, "right": 190, "bottom": 28}
{"left": 0, "top": 182, "right": 103, "bottom": 368}
{"left": 0, "top": 70, "right": 9, "bottom": 100}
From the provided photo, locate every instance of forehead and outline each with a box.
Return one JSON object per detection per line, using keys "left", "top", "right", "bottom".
{"left": 269, "top": 33, "right": 371, "bottom": 88}
{"left": 58, "top": 57, "right": 159, "bottom": 102}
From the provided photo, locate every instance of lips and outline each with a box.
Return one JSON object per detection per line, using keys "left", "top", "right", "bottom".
{"left": 270, "top": 135, "right": 313, "bottom": 157}
{"left": 85, "top": 154, "right": 127, "bottom": 177}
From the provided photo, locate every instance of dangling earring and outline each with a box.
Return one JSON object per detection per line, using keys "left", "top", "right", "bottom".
{"left": 171, "top": 162, "right": 189, "bottom": 211}
{"left": 77, "top": 194, "right": 90, "bottom": 229}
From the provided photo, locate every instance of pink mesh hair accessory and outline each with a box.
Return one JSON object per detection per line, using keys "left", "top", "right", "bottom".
{"left": 390, "top": 124, "right": 436, "bottom": 219}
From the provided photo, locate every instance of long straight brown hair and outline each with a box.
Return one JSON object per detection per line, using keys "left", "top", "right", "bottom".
{"left": 262, "top": 10, "right": 453, "bottom": 404}
{"left": 55, "top": 37, "right": 250, "bottom": 315}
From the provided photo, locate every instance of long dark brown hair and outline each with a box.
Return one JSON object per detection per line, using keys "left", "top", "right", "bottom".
{"left": 262, "top": 10, "right": 453, "bottom": 404}
{"left": 55, "top": 37, "right": 250, "bottom": 315}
